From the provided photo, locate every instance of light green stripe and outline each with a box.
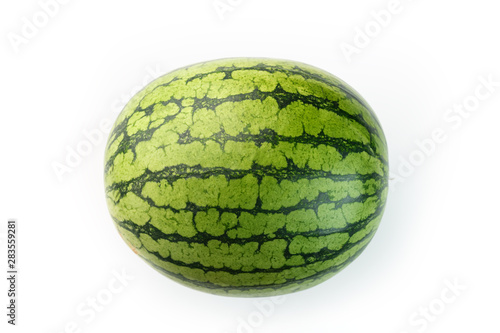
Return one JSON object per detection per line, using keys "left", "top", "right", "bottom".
{"left": 110, "top": 191, "right": 383, "bottom": 239}
{"left": 134, "top": 231, "right": 373, "bottom": 289}
{"left": 105, "top": 138, "right": 384, "bottom": 186}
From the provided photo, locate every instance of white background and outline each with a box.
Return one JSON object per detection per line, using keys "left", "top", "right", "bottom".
{"left": 1, "top": 0, "right": 499, "bottom": 332}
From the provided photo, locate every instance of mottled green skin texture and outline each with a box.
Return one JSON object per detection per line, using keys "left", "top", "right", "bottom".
{"left": 104, "top": 58, "right": 389, "bottom": 297}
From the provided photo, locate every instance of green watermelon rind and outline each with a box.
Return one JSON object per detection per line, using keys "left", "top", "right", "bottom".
{"left": 104, "top": 58, "right": 389, "bottom": 297}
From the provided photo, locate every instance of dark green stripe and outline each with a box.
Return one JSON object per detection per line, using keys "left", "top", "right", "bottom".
{"left": 184, "top": 63, "right": 373, "bottom": 115}
{"left": 106, "top": 157, "right": 385, "bottom": 196}
{"left": 115, "top": 197, "right": 384, "bottom": 247}
{"left": 132, "top": 225, "right": 376, "bottom": 277}
{"left": 177, "top": 128, "right": 376, "bottom": 158}
{"left": 141, "top": 84, "right": 379, "bottom": 137}
{"left": 113, "top": 184, "right": 379, "bottom": 215}
{"left": 142, "top": 235, "right": 371, "bottom": 292}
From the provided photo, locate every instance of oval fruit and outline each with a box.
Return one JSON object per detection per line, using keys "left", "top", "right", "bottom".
{"left": 104, "top": 58, "right": 389, "bottom": 297}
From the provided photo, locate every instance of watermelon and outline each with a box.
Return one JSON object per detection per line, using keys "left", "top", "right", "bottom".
{"left": 104, "top": 58, "right": 388, "bottom": 297}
